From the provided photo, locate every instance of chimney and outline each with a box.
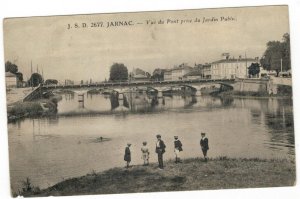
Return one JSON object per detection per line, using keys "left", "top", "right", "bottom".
{"left": 222, "top": 53, "right": 230, "bottom": 60}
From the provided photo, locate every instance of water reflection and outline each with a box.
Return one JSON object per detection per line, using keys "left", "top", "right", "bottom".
{"left": 41, "top": 91, "right": 297, "bottom": 153}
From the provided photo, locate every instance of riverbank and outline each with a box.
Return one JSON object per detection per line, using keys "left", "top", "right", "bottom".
{"left": 18, "top": 157, "right": 295, "bottom": 197}
{"left": 7, "top": 95, "right": 62, "bottom": 123}
{"left": 216, "top": 89, "right": 292, "bottom": 99}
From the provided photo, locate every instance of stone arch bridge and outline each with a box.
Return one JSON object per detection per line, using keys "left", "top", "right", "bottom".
{"left": 23, "top": 79, "right": 235, "bottom": 101}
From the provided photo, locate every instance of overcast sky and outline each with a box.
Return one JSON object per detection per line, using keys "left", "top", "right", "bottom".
{"left": 4, "top": 5, "right": 289, "bottom": 82}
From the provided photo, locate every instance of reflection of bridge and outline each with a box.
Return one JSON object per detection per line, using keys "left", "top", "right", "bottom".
{"left": 23, "top": 79, "right": 235, "bottom": 101}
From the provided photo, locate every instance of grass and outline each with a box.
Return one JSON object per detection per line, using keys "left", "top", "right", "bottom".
{"left": 18, "top": 157, "right": 296, "bottom": 197}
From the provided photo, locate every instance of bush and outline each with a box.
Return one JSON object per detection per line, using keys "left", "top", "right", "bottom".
{"left": 15, "top": 177, "right": 41, "bottom": 197}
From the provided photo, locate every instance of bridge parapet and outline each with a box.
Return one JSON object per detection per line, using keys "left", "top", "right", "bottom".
{"left": 42, "top": 78, "right": 235, "bottom": 90}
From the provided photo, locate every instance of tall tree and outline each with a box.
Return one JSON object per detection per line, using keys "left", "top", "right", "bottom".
{"left": 28, "top": 73, "right": 43, "bottom": 87}
{"left": 109, "top": 63, "right": 128, "bottom": 81}
{"left": 260, "top": 33, "right": 291, "bottom": 74}
{"left": 5, "top": 61, "right": 18, "bottom": 73}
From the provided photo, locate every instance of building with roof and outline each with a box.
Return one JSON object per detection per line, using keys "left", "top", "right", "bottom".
{"left": 183, "top": 70, "right": 203, "bottom": 80}
{"left": 164, "top": 63, "right": 192, "bottom": 81}
{"left": 5, "top": 72, "right": 18, "bottom": 88}
{"left": 129, "top": 68, "right": 151, "bottom": 82}
{"left": 211, "top": 55, "right": 259, "bottom": 79}
{"left": 152, "top": 68, "right": 165, "bottom": 81}
{"left": 164, "top": 69, "right": 172, "bottom": 81}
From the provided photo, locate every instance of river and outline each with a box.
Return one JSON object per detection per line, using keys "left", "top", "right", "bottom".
{"left": 7, "top": 91, "right": 294, "bottom": 192}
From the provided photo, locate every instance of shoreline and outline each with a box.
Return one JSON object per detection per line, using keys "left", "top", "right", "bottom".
{"left": 213, "top": 90, "right": 292, "bottom": 99}
{"left": 17, "top": 157, "right": 296, "bottom": 197}
{"left": 230, "top": 95, "right": 292, "bottom": 99}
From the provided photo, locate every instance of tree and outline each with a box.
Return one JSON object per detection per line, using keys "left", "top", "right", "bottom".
{"left": 152, "top": 69, "right": 164, "bottom": 81}
{"left": 248, "top": 63, "right": 260, "bottom": 77}
{"left": 109, "top": 63, "right": 128, "bottom": 81}
{"left": 28, "top": 73, "right": 43, "bottom": 87}
{"left": 260, "top": 33, "right": 291, "bottom": 74}
{"left": 5, "top": 61, "right": 18, "bottom": 73}
{"left": 15, "top": 72, "right": 23, "bottom": 81}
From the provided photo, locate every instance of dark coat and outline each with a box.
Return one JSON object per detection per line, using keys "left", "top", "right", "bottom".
{"left": 200, "top": 137, "right": 209, "bottom": 151}
{"left": 124, "top": 146, "right": 131, "bottom": 162}
{"left": 174, "top": 140, "right": 183, "bottom": 151}
{"left": 155, "top": 140, "right": 166, "bottom": 154}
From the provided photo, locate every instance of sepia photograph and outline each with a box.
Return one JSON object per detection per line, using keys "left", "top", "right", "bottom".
{"left": 2, "top": 4, "right": 296, "bottom": 198}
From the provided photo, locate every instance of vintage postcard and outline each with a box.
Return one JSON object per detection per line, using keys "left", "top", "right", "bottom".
{"left": 3, "top": 5, "right": 295, "bottom": 197}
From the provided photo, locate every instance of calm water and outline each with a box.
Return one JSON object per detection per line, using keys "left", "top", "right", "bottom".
{"left": 8, "top": 91, "right": 294, "bottom": 191}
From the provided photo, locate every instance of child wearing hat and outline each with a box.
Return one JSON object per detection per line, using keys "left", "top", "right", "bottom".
{"left": 200, "top": 132, "right": 209, "bottom": 162}
{"left": 141, "top": 141, "right": 150, "bottom": 166}
{"left": 124, "top": 143, "right": 131, "bottom": 168}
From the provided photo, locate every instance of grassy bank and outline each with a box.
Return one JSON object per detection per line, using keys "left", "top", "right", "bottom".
{"left": 19, "top": 157, "right": 296, "bottom": 197}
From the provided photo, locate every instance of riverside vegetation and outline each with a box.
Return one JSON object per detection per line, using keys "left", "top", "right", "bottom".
{"left": 7, "top": 94, "right": 61, "bottom": 122}
{"left": 16, "top": 157, "right": 295, "bottom": 197}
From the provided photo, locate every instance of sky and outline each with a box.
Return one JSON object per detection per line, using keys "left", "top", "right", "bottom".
{"left": 3, "top": 5, "right": 289, "bottom": 82}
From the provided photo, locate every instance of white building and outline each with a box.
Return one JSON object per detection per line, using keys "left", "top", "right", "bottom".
{"left": 130, "top": 68, "right": 151, "bottom": 82}
{"left": 164, "top": 64, "right": 192, "bottom": 81}
{"left": 202, "top": 64, "right": 211, "bottom": 79}
{"left": 211, "top": 57, "right": 259, "bottom": 79}
{"left": 164, "top": 70, "right": 172, "bottom": 81}
{"left": 5, "top": 72, "right": 17, "bottom": 88}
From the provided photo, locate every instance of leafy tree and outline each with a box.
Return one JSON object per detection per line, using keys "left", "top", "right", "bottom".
{"left": 5, "top": 61, "right": 18, "bottom": 73}
{"left": 28, "top": 73, "right": 43, "bottom": 87}
{"left": 260, "top": 33, "right": 291, "bottom": 75}
{"left": 45, "top": 79, "right": 58, "bottom": 85}
{"left": 109, "top": 63, "right": 128, "bottom": 81}
{"left": 152, "top": 69, "right": 164, "bottom": 81}
{"left": 248, "top": 63, "right": 260, "bottom": 77}
{"left": 15, "top": 72, "right": 23, "bottom": 81}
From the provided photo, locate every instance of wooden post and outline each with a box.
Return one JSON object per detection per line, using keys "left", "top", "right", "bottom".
{"left": 78, "top": 94, "right": 84, "bottom": 108}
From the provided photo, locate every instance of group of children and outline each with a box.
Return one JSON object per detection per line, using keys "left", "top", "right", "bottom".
{"left": 124, "top": 132, "right": 209, "bottom": 169}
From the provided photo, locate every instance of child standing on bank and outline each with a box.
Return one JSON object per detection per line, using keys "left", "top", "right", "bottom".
{"left": 124, "top": 143, "right": 131, "bottom": 168}
{"left": 141, "top": 141, "right": 150, "bottom": 166}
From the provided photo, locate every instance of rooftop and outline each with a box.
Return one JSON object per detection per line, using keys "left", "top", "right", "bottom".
{"left": 212, "top": 58, "right": 258, "bottom": 64}
{"left": 5, "top": 72, "right": 16, "bottom": 77}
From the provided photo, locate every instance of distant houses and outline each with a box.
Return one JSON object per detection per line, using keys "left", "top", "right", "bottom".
{"left": 211, "top": 55, "right": 259, "bottom": 79}
{"left": 129, "top": 68, "right": 151, "bottom": 82}
{"left": 183, "top": 70, "right": 203, "bottom": 80}
{"left": 151, "top": 54, "right": 262, "bottom": 81}
{"left": 164, "top": 63, "right": 193, "bottom": 81}
{"left": 202, "top": 64, "right": 212, "bottom": 79}
{"left": 5, "top": 72, "right": 18, "bottom": 88}
{"left": 157, "top": 63, "right": 211, "bottom": 81}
